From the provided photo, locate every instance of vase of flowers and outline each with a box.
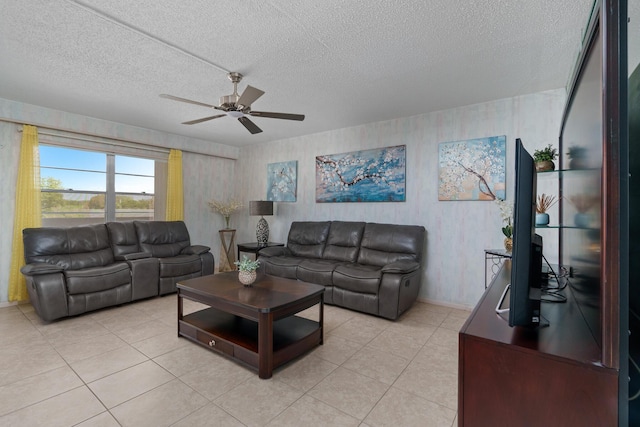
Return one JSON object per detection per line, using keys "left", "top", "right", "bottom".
{"left": 209, "top": 198, "right": 243, "bottom": 229}
{"left": 234, "top": 255, "right": 260, "bottom": 286}
{"left": 495, "top": 198, "right": 513, "bottom": 252}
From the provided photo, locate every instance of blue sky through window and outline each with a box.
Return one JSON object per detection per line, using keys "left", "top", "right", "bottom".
{"left": 40, "top": 146, "right": 155, "bottom": 193}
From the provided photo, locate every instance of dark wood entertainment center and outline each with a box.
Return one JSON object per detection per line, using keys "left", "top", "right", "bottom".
{"left": 459, "top": 264, "right": 618, "bottom": 425}
{"left": 459, "top": 1, "right": 629, "bottom": 425}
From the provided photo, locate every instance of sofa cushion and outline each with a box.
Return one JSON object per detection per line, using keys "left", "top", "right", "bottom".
{"left": 297, "top": 259, "right": 343, "bottom": 286}
{"left": 159, "top": 254, "right": 201, "bottom": 277}
{"left": 287, "top": 221, "right": 330, "bottom": 258}
{"left": 23, "top": 224, "right": 114, "bottom": 269}
{"left": 262, "top": 256, "right": 304, "bottom": 279}
{"left": 322, "top": 221, "right": 365, "bottom": 262}
{"left": 64, "top": 262, "right": 131, "bottom": 295}
{"left": 332, "top": 263, "right": 382, "bottom": 294}
{"left": 134, "top": 221, "right": 191, "bottom": 257}
{"left": 357, "top": 223, "right": 425, "bottom": 267}
{"left": 106, "top": 222, "right": 139, "bottom": 258}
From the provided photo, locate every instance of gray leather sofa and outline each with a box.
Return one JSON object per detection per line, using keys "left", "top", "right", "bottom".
{"left": 21, "top": 221, "right": 214, "bottom": 322}
{"left": 258, "top": 221, "right": 425, "bottom": 320}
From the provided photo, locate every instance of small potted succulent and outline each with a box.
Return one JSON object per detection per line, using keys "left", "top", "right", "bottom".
{"left": 234, "top": 255, "right": 260, "bottom": 286}
{"left": 533, "top": 144, "right": 558, "bottom": 172}
{"left": 535, "top": 194, "right": 558, "bottom": 226}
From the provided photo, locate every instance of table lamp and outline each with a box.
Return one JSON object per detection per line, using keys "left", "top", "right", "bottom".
{"left": 249, "top": 201, "right": 273, "bottom": 246}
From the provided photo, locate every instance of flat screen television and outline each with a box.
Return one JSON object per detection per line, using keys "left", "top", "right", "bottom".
{"left": 509, "top": 138, "right": 544, "bottom": 327}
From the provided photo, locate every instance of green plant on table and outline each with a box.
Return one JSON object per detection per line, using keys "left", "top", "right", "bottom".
{"left": 234, "top": 255, "right": 260, "bottom": 272}
{"left": 533, "top": 144, "right": 558, "bottom": 163}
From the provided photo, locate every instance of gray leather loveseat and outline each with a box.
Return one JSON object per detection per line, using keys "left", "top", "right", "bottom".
{"left": 258, "top": 221, "right": 425, "bottom": 320}
{"left": 21, "top": 221, "right": 213, "bottom": 322}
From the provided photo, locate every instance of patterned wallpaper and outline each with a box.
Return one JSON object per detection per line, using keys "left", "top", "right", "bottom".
{"left": 0, "top": 90, "right": 565, "bottom": 308}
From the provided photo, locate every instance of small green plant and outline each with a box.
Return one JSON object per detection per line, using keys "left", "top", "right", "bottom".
{"left": 533, "top": 144, "right": 558, "bottom": 162}
{"left": 567, "top": 146, "right": 587, "bottom": 159}
{"left": 234, "top": 255, "right": 260, "bottom": 271}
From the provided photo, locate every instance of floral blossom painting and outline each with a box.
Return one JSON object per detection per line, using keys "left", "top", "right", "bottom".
{"left": 267, "top": 160, "right": 297, "bottom": 202}
{"left": 315, "top": 145, "right": 406, "bottom": 203}
{"left": 438, "top": 135, "right": 506, "bottom": 201}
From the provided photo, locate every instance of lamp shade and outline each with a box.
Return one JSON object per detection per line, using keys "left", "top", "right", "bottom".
{"left": 249, "top": 201, "right": 273, "bottom": 216}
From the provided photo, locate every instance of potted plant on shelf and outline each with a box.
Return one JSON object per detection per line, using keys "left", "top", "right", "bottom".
{"left": 234, "top": 255, "right": 260, "bottom": 286}
{"left": 533, "top": 144, "right": 558, "bottom": 172}
{"left": 568, "top": 194, "right": 598, "bottom": 227}
{"left": 567, "top": 146, "right": 588, "bottom": 169}
{"left": 535, "top": 193, "right": 558, "bottom": 226}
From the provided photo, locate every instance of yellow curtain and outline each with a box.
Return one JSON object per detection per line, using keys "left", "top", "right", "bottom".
{"left": 9, "top": 125, "right": 42, "bottom": 302}
{"left": 165, "top": 149, "right": 184, "bottom": 221}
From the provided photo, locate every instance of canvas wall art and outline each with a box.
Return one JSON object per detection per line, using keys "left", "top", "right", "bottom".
{"left": 438, "top": 135, "right": 506, "bottom": 201}
{"left": 267, "top": 160, "right": 297, "bottom": 202}
{"left": 316, "top": 145, "right": 406, "bottom": 203}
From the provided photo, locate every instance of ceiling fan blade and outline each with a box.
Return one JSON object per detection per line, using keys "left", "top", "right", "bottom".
{"left": 160, "top": 94, "right": 217, "bottom": 109}
{"left": 249, "top": 111, "right": 305, "bottom": 121}
{"left": 182, "top": 114, "right": 226, "bottom": 125}
{"left": 238, "top": 116, "right": 263, "bottom": 134}
{"left": 236, "top": 85, "right": 265, "bottom": 109}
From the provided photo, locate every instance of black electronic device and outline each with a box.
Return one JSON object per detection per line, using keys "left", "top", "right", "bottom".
{"left": 507, "top": 138, "right": 545, "bottom": 327}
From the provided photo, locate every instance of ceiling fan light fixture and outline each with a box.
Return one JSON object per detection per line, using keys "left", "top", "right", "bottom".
{"left": 226, "top": 110, "right": 244, "bottom": 118}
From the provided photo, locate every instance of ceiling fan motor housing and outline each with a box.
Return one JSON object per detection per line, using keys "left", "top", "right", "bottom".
{"left": 219, "top": 94, "right": 237, "bottom": 110}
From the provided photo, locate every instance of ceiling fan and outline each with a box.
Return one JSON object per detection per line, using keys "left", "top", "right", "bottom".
{"left": 160, "top": 72, "right": 305, "bottom": 134}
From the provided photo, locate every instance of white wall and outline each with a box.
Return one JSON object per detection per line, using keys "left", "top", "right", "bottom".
{"left": 0, "top": 98, "right": 238, "bottom": 304}
{"left": 234, "top": 89, "right": 566, "bottom": 308}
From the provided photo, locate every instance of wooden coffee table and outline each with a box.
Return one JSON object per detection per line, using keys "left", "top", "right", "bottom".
{"left": 176, "top": 272, "right": 324, "bottom": 379}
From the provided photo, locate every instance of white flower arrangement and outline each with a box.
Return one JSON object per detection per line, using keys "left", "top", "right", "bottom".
{"left": 495, "top": 198, "right": 513, "bottom": 238}
{"left": 209, "top": 198, "right": 243, "bottom": 228}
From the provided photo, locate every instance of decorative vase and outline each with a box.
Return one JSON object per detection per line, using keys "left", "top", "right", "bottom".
{"left": 574, "top": 212, "right": 591, "bottom": 228}
{"left": 238, "top": 270, "right": 257, "bottom": 286}
{"left": 569, "top": 158, "right": 587, "bottom": 169}
{"left": 535, "top": 160, "right": 555, "bottom": 172}
{"left": 224, "top": 215, "right": 231, "bottom": 229}
{"left": 504, "top": 237, "right": 513, "bottom": 252}
{"left": 535, "top": 213, "right": 550, "bottom": 226}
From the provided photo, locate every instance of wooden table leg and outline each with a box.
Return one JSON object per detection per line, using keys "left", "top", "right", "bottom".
{"left": 177, "top": 290, "right": 183, "bottom": 337}
{"left": 258, "top": 311, "right": 274, "bottom": 379}
{"left": 319, "top": 295, "right": 324, "bottom": 345}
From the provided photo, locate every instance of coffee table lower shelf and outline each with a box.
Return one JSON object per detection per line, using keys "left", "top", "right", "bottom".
{"left": 179, "top": 307, "right": 322, "bottom": 377}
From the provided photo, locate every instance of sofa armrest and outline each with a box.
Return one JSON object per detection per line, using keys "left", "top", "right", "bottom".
{"left": 20, "top": 263, "right": 64, "bottom": 276}
{"left": 258, "top": 246, "right": 289, "bottom": 257}
{"left": 181, "top": 245, "right": 211, "bottom": 255}
{"left": 115, "top": 252, "right": 152, "bottom": 261}
{"left": 381, "top": 260, "right": 420, "bottom": 274}
{"left": 23, "top": 272, "right": 68, "bottom": 322}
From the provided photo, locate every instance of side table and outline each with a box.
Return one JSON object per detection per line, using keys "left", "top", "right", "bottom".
{"left": 219, "top": 229, "right": 237, "bottom": 272}
{"left": 484, "top": 249, "right": 511, "bottom": 289}
{"left": 237, "top": 242, "right": 284, "bottom": 261}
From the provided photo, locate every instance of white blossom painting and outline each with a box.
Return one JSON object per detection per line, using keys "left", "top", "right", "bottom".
{"left": 267, "top": 160, "right": 297, "bottom": 202}
{"left": 315, "top": 145, "right": 406, "bottom": 203}
{"left": 438, "top": 135, "right": 506, "bottom": 201}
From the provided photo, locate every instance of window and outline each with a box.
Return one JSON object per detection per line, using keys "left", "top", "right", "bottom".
{"left": 40, "top": 145, "right": 157, "bottom": 227}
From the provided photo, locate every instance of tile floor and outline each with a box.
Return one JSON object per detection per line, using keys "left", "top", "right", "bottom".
{"left": 0, "top": 295, "right": 470, "bottom": 427}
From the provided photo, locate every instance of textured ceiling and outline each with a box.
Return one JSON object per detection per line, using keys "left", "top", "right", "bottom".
{"left": 0, "top": 0, "right": 597, "bottom": 147}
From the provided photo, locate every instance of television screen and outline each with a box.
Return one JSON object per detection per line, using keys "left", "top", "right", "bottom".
{"left": 509, "top": 138, "right": 544, "bottom": 327}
